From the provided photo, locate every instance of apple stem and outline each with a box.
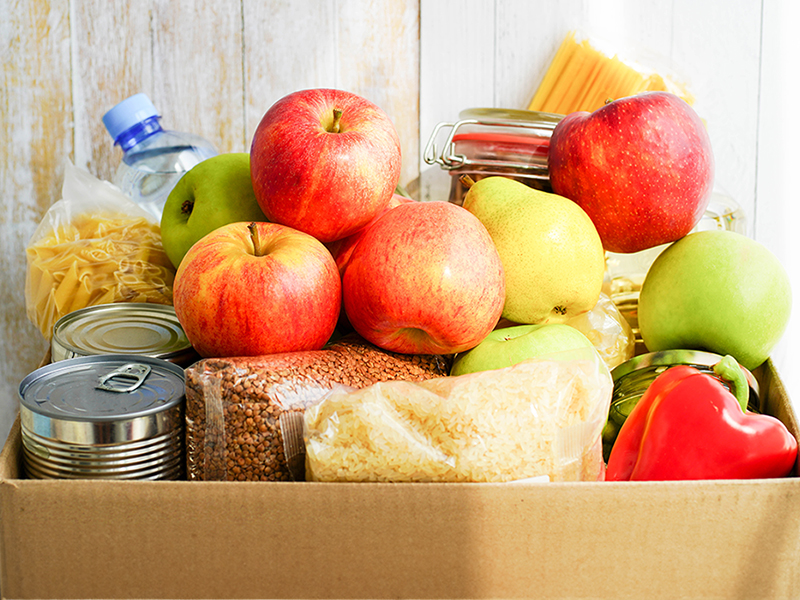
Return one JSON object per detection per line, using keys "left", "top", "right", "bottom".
{"left": 330, "top": 108, "right": 343, "bottom": 133}
{"left": 181, "top": 199, "right": 194, "bottom": 216}
{"left": 248, "top": 222, "right": 265, "bottom": 257}
{"left": 460, "top": 174, "right": 476, "bottom": 189}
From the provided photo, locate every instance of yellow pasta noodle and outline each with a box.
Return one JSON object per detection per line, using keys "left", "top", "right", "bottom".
{"left": 529, "top": 31, "right": 695, "bottom": 115}
{"left": 26, "top": 210, "right": 176, "bottom": 340}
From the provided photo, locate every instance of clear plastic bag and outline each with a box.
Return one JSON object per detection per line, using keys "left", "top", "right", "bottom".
{"left": 25, "top": 160, "right": 175, "bottom": 339}
{"left": 183, "top": 335, "right": 452, "bottom": 481}
{"left": 304, "top": 346, "right": 613, "bottom": 483}
{"left": 565, "top": 292, "right": 636, "bottom": 369}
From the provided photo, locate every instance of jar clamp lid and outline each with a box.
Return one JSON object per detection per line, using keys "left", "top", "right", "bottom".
{"left": 423, "top": 108, "right": 563, "bottom": 174}
{"left": 423, "top": 108, "right": 564, "bottom": 205}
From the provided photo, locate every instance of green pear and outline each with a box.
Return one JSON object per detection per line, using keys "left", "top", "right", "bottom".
{"left": 461, "top": 176, "right": 605, "bottom": 324}
{"left": 450, "top": 323, "right": 596, "bottom": 376}
{"left": 638, "top": 230, "right": 792, "bottom": 370}
{"left": 160, "top": 153, "right": 268, "bottom": 268}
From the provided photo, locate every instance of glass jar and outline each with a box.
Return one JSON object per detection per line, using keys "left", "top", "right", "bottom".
{"left": 423, "top": 108, "right": 563, "bottom": 205}
{"left": 603, "top": 349, "right": 760, "bottom": 461}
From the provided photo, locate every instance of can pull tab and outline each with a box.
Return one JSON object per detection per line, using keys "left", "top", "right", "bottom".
{"left": 96, "top": 363, "right": 151, "bottom": 393}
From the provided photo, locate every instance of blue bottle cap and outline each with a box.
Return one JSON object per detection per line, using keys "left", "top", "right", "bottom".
{"left": 102, "top": 93, "right": 160, "bottom": 143}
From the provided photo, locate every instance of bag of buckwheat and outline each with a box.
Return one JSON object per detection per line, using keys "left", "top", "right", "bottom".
{"left": 304, "top": 346, "right": 613, "bottom": 483}
{"left": 184, "top": 334, "right": 451, "bottom": 482}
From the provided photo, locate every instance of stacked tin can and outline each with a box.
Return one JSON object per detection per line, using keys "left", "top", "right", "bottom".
{"left": 18, "top": 303, "right": 195, "bottom": 480}
{"left": 51, "top": 303, "right": 197, "bottom": 366}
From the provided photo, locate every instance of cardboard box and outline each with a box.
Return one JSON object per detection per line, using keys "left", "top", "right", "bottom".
{"left": 1, "top": 359, "right": 799, "bottom": 599}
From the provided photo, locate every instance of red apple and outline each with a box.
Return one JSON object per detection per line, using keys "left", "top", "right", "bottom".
{"left": 173, "top": 221, "right": 341, "bottom": 358}
{"left": 548, "top": 91, "right": 714, "bottom": 254}
{"left": 250, "top": 88, "right": 402, "bottom": 243}
{"left": 325, "top": 193, "right": 415, "bottom": 276}
{"left": 342, "top": 201, "right": 505, "bottom": 355}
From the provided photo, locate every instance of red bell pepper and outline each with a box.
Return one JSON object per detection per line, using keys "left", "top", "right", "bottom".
{"left": 606, "top": 355, "right": 798, "bottom": 481}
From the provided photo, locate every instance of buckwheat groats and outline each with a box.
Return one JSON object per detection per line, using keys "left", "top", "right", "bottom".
{"left": 185, "top": 335, "right": 451, "bottom": 481}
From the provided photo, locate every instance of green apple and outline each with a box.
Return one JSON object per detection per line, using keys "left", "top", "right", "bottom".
{"left": 450, "top": 323, "right": 596, "bottom": 376}
{"left": 638, "top": 230, "right": 792, "bottom": 370}
{"left": 160, "top": 153, "right": 268, "bottom": 268}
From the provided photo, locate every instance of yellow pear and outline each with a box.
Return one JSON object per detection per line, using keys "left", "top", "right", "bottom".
{"left": 462, "top": 176, "right": 605, "bottom": 324}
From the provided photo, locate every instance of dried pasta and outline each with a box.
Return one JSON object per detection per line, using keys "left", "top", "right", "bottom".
{"left": 529, "top": 31, "right": 694, "bottom": 115}
{"left": 26, "top": 210, "right": 175, "bottom": 340}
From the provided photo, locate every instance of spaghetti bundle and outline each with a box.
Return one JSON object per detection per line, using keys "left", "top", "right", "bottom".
{"left": 25, "top": 162, "right": 175, "bottom": 340}
{"left": 529, "top": 31, "right": 694, "bottom": 115}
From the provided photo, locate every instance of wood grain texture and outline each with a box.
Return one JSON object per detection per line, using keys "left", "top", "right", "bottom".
{"left": 755, "top": 0, "right": 800, "bottom": 419}
{"left": 418, "top": 0, "right": 760, "bottom": 227}
{"left": 1, "top": 0, "right": 73, "bottom": 446}
{"left": 418, "top": 0, "right": 495, "bottom": 202}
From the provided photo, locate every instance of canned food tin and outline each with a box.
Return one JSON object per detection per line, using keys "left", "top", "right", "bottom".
{"left": 51, "top": 303, "right": 198, "bottom": 367}
{"left": 603, "top": 350, "right": 760, "bottom": 460}
{"left": 18, "top": 354, "right": 186, "bottom": 480}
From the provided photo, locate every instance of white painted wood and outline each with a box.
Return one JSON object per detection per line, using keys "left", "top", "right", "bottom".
{"left": 0, "top": 0, "right": 73, "bottom": 448}
{"left": 333, "top": 0, "right": 421, "bottom": 188}
{"left": 757, "top": 0, "right": 800, "bottom": 418}
{"left": 419, "top": 0, "right": 496, "bottom": 202}
{"left": 0, "top": 0, "right": 420, "bottom": 449}
{"left": 419, "top": 0, "right": 760, "bottom": 230}
{"left": 244, "top": 0, "right": 339, "bottom": 143}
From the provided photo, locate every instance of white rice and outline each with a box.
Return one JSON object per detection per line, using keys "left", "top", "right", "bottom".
{"left": 304, "top": 352, "right": 613, "bottom": 483}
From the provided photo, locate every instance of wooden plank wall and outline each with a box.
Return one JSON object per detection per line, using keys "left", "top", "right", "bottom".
{"left": 1, "top": 0, "right": 798, "bottom": 447}
{"left": 0, "top": 0, "right": 420, "bottom": 445}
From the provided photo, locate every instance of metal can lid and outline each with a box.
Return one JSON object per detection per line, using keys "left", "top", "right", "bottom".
{"left": 51, "top": 303, "right": 194, "bottom": 364}
{"left": 19, "top": 354, "right": 185, "bottom": 423}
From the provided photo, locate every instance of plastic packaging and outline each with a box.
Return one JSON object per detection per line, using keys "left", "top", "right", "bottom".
{"left": 102, "top": 93, "right": 218, "bottom": 222}
{"left": 24, "top": 160, "right": 176, "bottom": 340}
{"left": 565, "top": 292, "right": 636, "bottom": 369}
{"left": 304, "top": 347, "right": 613, "bottom": 483}
{"left": 183, "top": 335, "right": 452, "bottom": 481}
{"left": 528, "top": 29, "right": 695, "bottom": 115}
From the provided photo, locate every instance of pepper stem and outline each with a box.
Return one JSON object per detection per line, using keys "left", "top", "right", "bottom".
{"left": 713, "top": 355, "right": 749, "bottom": 412}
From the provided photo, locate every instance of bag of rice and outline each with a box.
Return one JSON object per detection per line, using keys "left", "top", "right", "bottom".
{"left": 304, "top": 347, "right": 613, "bottom": 483}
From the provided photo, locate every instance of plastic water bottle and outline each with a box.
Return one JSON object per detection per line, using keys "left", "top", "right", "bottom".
{"left": 102, "top": 93, "right": 218, "bottom": 222}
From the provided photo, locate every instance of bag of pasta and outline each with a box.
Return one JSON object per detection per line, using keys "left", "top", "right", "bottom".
{"left": 25, "top": 160, "right": 175, "bottom": 340}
